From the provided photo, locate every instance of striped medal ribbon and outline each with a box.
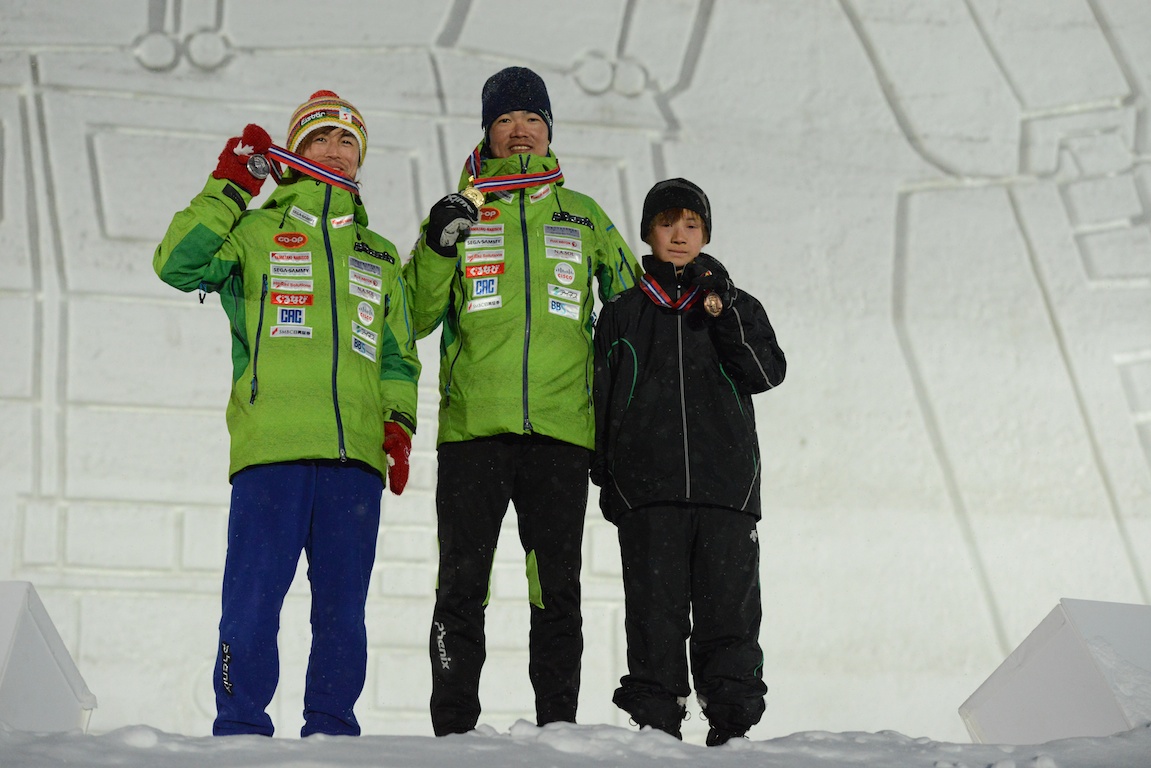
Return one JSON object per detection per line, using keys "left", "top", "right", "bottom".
{"left": 463, "top": 147, "right": 564, "bottom": 196}
{"left": 265, "top": 145, "right": 360, "bottom": 195}
{"left": 638, "top": 273, "right": 703, "bottom": 312}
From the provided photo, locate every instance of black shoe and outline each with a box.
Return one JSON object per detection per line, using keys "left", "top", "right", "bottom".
{"left": 706, "top": 727, "right": 746, "bottom": 746}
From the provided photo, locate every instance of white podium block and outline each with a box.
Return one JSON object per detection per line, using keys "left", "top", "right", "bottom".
{"left": 959, "top": 598, "right": 1151, "bottom": 744}
{"left": 0, "top": 582, "right": 97, "bottom": 732}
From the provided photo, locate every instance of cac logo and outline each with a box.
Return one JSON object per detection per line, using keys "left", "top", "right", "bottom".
{"left": 480, "top": 207, "right": 500, "bottom": 222}
{"left": 274, "top": 232, "right": 309, "bottom": 248}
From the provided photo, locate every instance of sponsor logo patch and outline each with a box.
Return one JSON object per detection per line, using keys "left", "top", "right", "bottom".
{"left": 270, "top": 251, "right": 312, "bottom": 263}
{"left": 289, "top": 206, "right": 318, "bottom": 227}
{"left": 480, "top": 207, "right": 501, "bottom": 222}
{"left": 330, "top": 214, "right": 354, "bottom": 228}
{"left": 274, "top": 232, "right": 309, "bottom": 248}
{"left": 544, "top": 235, "right": 581, "bottom": 251}
{"left": 352, "top": 321, "right": 378, "bottom": 345}
{"left": 348, "top": 256, "right": 382, "bottom": 276}
{"left": 350, "top": 283, "right": 381, "bottom": 305}
{"left": 529, "top": 185, "right": 552, "bottom": 203}
{"left": 465, "top": 250, "right": 504, "bottom": 264}
{"left": 472, "top": 276, "right": 498, "bottom": 298}
{"left": 270, "top": 264, "right": 312, "bottom": 277}
{"left": 553, "top": 263, "right": 576, "bottom": 285}
{"left": 465, "top": 263, "right": 505, "bottom": 278}
{"left": 552, "top": 211, "right": 593, "bottom": 229}
{"left": 546, "top": 247, "right": 581, "bottom": 263}
{"left": 469, "top": 223, "right": 504, "bottom": 236}
{"left": 357, "top": 301, "right": 375, "bottom": 324}
{"left": 548, "top": 284, "right": 581, "bottom": 303}
{"left": 544, "top": 225, "right": 580, "bottom": 239}
{"left": 271, "top": 292, "right": 314, "bottom": 306}
{"left": 350, "top": 269, "right": 382, "bottom": 291}
{"left": 352, "top": 335, "right": 377, "bottom": 362}
{"left": 271, "top": 278, "right": 312, "bottom": 292}
{"left": 467, "top": 296, "right": 502, "bottom": 313}
{"left": 354, "top": 241, "right": 395, "bottom": 263}
{"left": 548, "top": 298, "right": 580, "bottom": 320}
{"left": 465, "top": 235, "right": 503, "bottom": 249}
{"left": 277, "top": 307, "right": 306, "bottom": 325}
{"left": 270, "top": 325, "right": 313, "bottom": 338}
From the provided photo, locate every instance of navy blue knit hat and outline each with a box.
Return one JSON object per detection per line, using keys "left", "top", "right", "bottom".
{"left": 481, "top": 66, "right": 553, "bottom": 140}
{"left": 641, "top": 178, "right": 712, "bottom": 243}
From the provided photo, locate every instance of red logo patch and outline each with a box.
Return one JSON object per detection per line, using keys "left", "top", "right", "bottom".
{"left": 270, "top": 292, "right": 314, "bottom": 306}
{"left": 480, "top": 207, "right": 500, "bottom": 222}
{"left": 274, "top": 232, "right": 309, "bottom": 248}
{"left": 465, "top": 263, "right": 506, "bottom": 278}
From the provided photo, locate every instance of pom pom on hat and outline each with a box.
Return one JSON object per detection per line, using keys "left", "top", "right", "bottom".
{"left": 286, "top": 90, "right": 368, "bottom": 165}
{"left": 641, "top": 178, "right": 713, "bottom": 243}
{"left": 481, "top": 67, "right": 553, "bottom": 140}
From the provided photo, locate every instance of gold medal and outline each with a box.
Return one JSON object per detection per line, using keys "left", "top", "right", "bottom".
{"left": 704, "top": 291, "right": 724, "bottom": 317}
{"left": 460, "top": 177, "right": 485, "bottom": 209}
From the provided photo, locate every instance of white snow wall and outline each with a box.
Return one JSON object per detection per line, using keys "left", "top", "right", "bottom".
{"left": 1, "top": 0, "right": 1148, "bottom": 744}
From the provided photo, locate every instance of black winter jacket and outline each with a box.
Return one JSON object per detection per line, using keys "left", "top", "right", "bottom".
{"left": 592, "top": 253, "right": 786, "bottom": 522}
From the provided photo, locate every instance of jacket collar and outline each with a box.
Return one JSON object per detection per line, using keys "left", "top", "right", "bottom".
{"left": 457, "top": 146, "right": 563, "bottom": 192}
{"left": 264, "top": 177, "right": 368, "bottom": 227}
{"left": 641, "top": 253, "right": 688, "bottom": 294}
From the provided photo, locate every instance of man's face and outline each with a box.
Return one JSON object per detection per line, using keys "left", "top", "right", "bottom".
{"left": 487, "top": 110, "right": 550, "bottom": 158}
{"left": 648, "top": 210, "right": 706, "bottom": 268}
{"left": 299, "top": 127, "right": 360, "bottom": 180}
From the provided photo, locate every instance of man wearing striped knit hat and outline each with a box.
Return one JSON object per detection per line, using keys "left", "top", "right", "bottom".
{"left": 154, "top": 90, "right": 419, "bottom": 737}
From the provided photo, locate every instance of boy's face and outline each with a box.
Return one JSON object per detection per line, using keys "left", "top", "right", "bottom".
{"left": 299, "top": 127, "right": 360, "bottom": 180}
{"left": 647, "top": 210, "right": 705, "bottom": 268}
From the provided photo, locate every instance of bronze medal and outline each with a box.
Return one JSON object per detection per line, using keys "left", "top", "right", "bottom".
{"left": 704, "top": 291, "right": 724, "bottom": 317}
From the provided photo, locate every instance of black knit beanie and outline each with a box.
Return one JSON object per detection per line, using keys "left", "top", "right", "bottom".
{"left": 641, "top": 178, "right": 712, "bottom": 243}
{"left": 481, "top": 66, "right": 553, "bottom": 140}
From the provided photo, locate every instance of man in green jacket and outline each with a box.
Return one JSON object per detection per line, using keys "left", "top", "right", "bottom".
{"left": 405, "top": 66, "right": 640, "bottom": 735}
{"left": 154, "top": 91, "right": 419, "bottom": 737}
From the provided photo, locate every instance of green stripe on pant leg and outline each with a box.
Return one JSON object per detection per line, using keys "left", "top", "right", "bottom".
{"left": 526, "top": 549, "right": 544, "bottom": 609}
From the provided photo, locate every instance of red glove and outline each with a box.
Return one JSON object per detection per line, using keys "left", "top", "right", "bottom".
{"left": 212, "top": 124, "right": 273, "bottom": 196}
{"left": 383, "top": 422, "right": 411, "bottom": 496}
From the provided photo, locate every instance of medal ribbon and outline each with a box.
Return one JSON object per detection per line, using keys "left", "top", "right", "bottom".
{"left": 463, "top": 147, "right": 564, "bottom": 194}
{"left": 638, "top": 273, "right": 703, "bottom": 312}
{"left": 267, "top": 145, "right": 360, "bottom": 195}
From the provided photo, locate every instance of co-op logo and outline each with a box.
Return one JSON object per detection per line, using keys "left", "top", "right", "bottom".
{"left": 274, "top": 232, "right": 309, "bottom": 248}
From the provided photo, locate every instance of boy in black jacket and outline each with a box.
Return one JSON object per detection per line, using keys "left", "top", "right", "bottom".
{"left": 592, "top": 178, "right": 786, "bottom": 745}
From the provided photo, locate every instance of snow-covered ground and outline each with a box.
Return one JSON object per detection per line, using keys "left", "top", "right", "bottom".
{"left": 3, "top": 720, "right": 1151, "bottom": 768}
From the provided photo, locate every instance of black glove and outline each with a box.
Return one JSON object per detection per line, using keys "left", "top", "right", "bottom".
{"left": 425, "top": 193, "right": 480, "bottom": 257}
{"left": 684, "top": 254, "right": 735, "bottom": 314}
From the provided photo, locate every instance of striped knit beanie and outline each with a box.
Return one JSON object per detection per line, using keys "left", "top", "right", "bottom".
{"left": 286, "top": 90, "right": 368, "bottom": 165}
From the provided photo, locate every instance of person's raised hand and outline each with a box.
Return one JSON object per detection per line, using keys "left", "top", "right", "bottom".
{"left": 212, "top": 124, "right": 273, "bottom": 197}
{"left": 425, "top": 193, "right": 480, "bottom": 257}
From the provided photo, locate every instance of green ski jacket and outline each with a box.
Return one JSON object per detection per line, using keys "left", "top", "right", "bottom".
{"left": 405, "top": 149, "right": 640, "bottom": 450}
{"left": 154, "top": 175, "right": 419, "bottom": 480}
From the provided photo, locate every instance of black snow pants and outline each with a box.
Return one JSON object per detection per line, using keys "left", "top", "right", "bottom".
{"left": 613, "top": 503, "right": 767, "bottom": 737}
{"left": 429, "top": 434, "right": 589, "bottom": 736}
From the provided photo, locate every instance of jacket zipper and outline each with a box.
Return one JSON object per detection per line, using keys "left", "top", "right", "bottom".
{"left": 518, "top": 183, "right": 532, "bottom": 433}
{"left": 676, "top": 284, "right": 691, "bottom": 496}
{"left": 249, "top": 274, "right": 268, "bottom": 404}
{"left": 321, "top": 185, "right": 347, "bottom": 461}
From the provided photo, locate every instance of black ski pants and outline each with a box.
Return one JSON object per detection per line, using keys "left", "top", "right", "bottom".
{"left": 429, "top": 434, "right": 589, "bottom": 735}
{"left": 614, "top": 503, "right": 767, "bottom": 736}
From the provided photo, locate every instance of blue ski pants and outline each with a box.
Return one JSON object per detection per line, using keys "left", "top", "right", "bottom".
{"left": 212, "top": 461, "right": 382, "bottom": 737}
